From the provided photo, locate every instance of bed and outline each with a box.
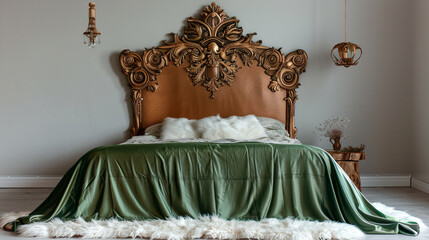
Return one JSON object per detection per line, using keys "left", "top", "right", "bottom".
{"left": 2, "top": 2, "right": 420, "bottom": 238}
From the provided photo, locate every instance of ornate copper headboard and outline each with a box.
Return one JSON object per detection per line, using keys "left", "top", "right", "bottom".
{"left": 120, "top": 2, "right": 307, "bottom": 138}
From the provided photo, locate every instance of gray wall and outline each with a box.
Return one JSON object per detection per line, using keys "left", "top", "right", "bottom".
{"left": 0, "top": 0, "right": 415, "bottom": 176}
{"left": 413, "top": 0, "right": 429, "bottom": 184}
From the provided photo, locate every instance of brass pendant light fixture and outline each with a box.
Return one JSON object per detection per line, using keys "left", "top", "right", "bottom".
{"left": 331, "top": 0, "right": 362, "bottom": 67}
{"left": 83, "top": 1, "right": 101, "bottom": 48}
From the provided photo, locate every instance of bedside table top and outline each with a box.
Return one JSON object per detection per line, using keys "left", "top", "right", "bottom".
{"left": 326, "top": 151, "right": 366, "bottom": 161}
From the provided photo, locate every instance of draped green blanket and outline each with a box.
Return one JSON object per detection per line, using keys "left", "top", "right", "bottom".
{"left": 8, "top": 143, "right": 419, "bottom": 235}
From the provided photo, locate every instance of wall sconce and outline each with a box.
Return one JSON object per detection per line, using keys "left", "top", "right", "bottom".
{"left": 83, "top": 1, "right": 101, "bottom": 48}
{"left": 331, "top": 0, "right": 362, "bottom": 67}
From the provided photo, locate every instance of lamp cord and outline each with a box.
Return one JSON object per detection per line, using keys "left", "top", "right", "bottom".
{"left": 345, "top": 0, "right": 347, "bottom": 42}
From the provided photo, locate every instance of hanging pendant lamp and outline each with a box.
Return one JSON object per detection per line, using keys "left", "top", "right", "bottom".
{"left": 331, "top": 0, "right": 362, "bottom": 67}
{"left": 83, "top": 1, "right": 101, "bottom": 48}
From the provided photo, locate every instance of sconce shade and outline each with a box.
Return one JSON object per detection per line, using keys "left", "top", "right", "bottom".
{"left": 330, "top": 42, "right": 362, "bottom": 68}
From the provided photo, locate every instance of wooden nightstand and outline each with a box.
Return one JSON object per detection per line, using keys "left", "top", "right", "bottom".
{"left": 327, "top": 151, "right": 366, "bottom": 191}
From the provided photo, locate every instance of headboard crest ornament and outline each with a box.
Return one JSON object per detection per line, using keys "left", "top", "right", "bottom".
{"left": 120, "top": 2, "right": 307, "bottom": 137}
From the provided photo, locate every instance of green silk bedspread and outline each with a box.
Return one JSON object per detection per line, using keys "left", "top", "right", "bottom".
{"left": 7, "top": 143, "right": 419, "bottom": 235}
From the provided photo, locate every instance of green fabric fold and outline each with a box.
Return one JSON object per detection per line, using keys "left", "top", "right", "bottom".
{"left": 8, "top": 143, "right": 419, "bottom": 235}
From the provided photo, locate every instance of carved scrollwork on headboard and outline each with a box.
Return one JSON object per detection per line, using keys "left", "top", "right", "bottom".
{"left": 120, "top": 2, "right": 307, "bottom": 98}
{"left": 120, "top": 2, "right": 308, "bottom": 137}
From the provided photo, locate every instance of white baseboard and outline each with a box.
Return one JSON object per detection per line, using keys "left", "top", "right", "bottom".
{"left": 411, "top": 178, "right": 429, "bottom": 194}
{"left": 360, "top": 175, "right": 411, "bottom": 187}
{"left": 0, "top": 175, "right": 414, "bottom": 188}
{"left": 0, "top": 176, "right": 61, "bottom": 188}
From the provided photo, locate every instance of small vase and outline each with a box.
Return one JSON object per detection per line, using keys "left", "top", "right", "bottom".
{"left": 329, "top": 137, "right": 341, "bottom": 151}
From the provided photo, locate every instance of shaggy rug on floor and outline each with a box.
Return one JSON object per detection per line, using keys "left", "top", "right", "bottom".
{"left": 0, "top": 202, "right": 425, "bottom": 240}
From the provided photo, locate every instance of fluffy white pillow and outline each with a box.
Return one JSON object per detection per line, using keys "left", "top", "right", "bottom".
{"left": 196, "top": 115, "right": 268, "bottom": 140}
{"left": 160, "top": 118, "right": 198, "bottom": 140}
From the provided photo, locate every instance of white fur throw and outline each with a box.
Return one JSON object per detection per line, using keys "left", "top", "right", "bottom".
{"left": 1, "top": 202, "right": 425, "bottom": 239}
{"left": 160, "top": 118, "right": 198, "bottom": 140}
{"left": 196, "top": 115, "right": 268, "bottom": 140}
{"left": 1, "top": 213, "right": 365, "bottom": 239}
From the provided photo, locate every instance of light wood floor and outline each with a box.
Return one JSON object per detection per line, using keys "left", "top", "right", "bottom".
{"left": 0, "top": 187, "right": 428, "bottom": 240}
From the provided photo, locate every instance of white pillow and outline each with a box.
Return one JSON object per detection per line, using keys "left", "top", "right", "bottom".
{"left": 256, "top": 117, "right": 289, "bottom": 138}
{"left": 196, "top": 115, "right": 268, "bottom": 140}
{"left": 160, "top": 118, "right": 198, "bottom": 140}
{"left": 144, "top": 123, "right": 162, "bottom": 137}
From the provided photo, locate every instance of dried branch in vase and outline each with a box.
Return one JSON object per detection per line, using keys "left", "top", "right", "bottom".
{"left": 314, "top": 116, "right": 350, "bottom": 151}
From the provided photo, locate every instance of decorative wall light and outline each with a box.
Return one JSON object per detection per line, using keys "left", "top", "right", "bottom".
{"left": 331, "top": 0, "right": 362, "bottom": 67}
{"left": 83, "top": 1, "right": 101, "bottom": 48}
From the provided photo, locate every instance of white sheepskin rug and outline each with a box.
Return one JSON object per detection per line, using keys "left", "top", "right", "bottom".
{"left": 0, "top": 202, "right": 424, "bottom": 239}
{"left": 371, "top": 202, "right": 427, "bottom": 231}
